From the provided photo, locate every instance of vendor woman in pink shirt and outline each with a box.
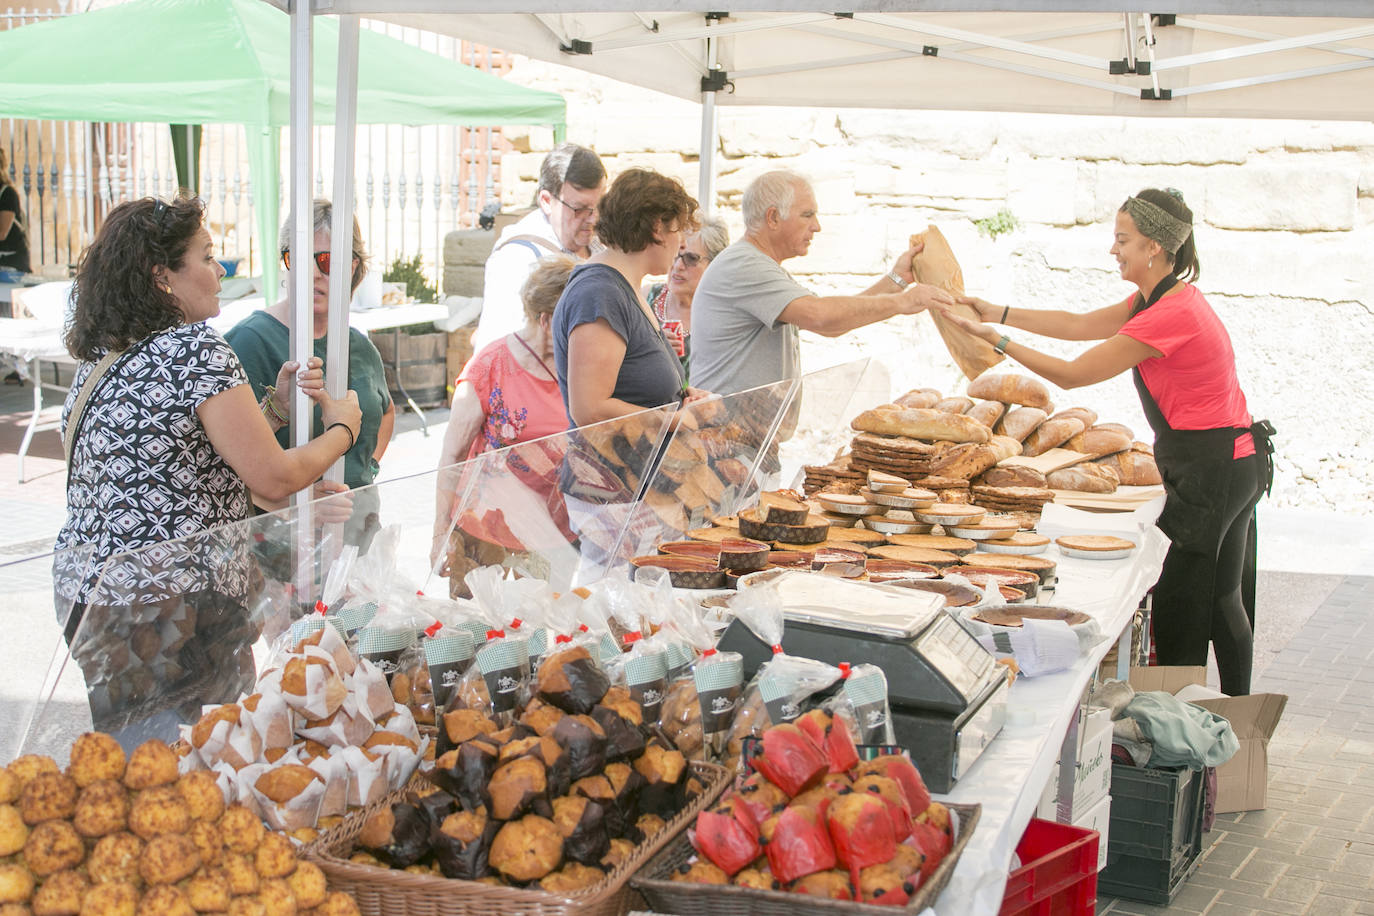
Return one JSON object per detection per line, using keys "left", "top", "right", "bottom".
{"left": 945, "top": 188, "right": 1273, "bottom": 696}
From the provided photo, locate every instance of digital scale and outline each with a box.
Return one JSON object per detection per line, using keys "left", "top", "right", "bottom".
{"left": 715, "top": 572, "right": 1008, "bottom": 793}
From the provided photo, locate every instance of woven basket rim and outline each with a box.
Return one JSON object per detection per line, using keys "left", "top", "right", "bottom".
{"left": 631, "top": 801, "right": 982, "bottom": 914}
{"left": 304, "top": 759, "right": 731, "bottom": 908}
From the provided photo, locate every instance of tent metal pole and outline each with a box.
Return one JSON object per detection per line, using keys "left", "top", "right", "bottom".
{"left": 326, "top": 15, "right": 360, "bottom": 489}
{"left": 698, "top": 32, "right": 718, "bottom": 218}
{"left": 288, "top": 0, "right": 314, "bottom": 519}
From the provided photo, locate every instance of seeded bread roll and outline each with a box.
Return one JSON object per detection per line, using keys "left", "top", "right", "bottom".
{"left": 1022, "top": 417, "right": 1085, "bottom": 457}
{"left": 1064, "top": 425, "right": 1133, "bottom": 459}
{"left": 851, "top": 407, "right": 991, "bottom": 444}
{"left": 967, "top": 373, "right": 1052, "bottom": 409}
{"left": 1046, "top": 463, "right": 1120, "bottom": 493}
{"left": 996, "top": 407, "right": 1048, "bottom": 442}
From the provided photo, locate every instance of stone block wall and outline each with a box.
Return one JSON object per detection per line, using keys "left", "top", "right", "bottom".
{"left": 488, "top": 56, "right": 1374, "bottom": 514}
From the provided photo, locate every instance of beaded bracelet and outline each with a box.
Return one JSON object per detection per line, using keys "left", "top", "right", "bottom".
{"left": 261, "top": 385, "right": 289, "bottom": 425}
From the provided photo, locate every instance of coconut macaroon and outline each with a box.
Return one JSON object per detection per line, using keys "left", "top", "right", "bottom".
{"left": 67, "top": 733, "right": 127, "bottom": 787}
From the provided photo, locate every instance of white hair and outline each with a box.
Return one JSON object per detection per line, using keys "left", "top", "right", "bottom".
{"left": 696, "top": 214, "right": 731, "bottom": 259}
{"left": 742, "top": 170, "right": 811, "bottom": 231}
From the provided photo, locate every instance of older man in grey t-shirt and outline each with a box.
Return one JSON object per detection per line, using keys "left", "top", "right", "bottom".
{"left": 691, "top": 171, "right": 953, "bottom": 396}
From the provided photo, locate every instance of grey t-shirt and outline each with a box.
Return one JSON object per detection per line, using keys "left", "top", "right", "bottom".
{"left": 689, "top": 240, "right": 811, "bottom": 396}
{"left": 553, "top": 262, "right": 686, "bottom": 425}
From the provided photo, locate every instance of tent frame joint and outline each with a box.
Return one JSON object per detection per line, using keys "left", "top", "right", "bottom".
{"left": 1141, "top": 87, "right": 1173, "bottom": 100}
{"left": 1110, "top": 58, "right": 1151, "bottom": 75}
{"left": 560, "top": 38, "right": 592, "bottom": 55}
{"left": 701, "top": 67, "right": 731, "bottom": 93}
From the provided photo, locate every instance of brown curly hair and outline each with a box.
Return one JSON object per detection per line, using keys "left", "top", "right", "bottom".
{"left": 593, "top": 168, "right": 699, "bottom": 254}
{"left": 65, "top": 196, "right": 203, "bottom": 362}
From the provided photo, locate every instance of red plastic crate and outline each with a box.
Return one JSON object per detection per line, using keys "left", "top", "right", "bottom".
{"left": 999, "top": 818, "right": 1100, "bottom": 916}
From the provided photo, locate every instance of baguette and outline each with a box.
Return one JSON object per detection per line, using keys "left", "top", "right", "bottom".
{"left": 1047, "top": 463, "right": 1120, "bottom": 493}
{"left": 1064, "top": 425, "right": 1133, "bottom": 459}
{"left": 966, "top": 400, "right": 1006, "bottom": 429}
{"left": 967, "top": 372, "right": 1053, "bottom": 409}
{"left": 976, "top": 465, "right": 1048, "bottom": 489}
{"left": 851, "top": 407, "right": 992, "bottom": 444}
{"left": 996, "top": 406, "right": 1048, "bottom": 443}
{"left": 1021, "top": 417, "right": 1085, "bottom": 457}
{"left": 1095, "top": 422, "right": 1135, "bottom": 441}
{"left": 934, "top": 396, "right": 974, "bottom": 415}
{"left": 893, "top": 388, "right": 943, "bottom": 409}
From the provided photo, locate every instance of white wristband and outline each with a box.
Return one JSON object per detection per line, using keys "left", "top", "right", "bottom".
{"left": 886, "top": 270, "right": 908, "bottom": 289}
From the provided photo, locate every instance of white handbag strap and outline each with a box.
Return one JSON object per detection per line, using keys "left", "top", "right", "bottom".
{"left": 63, "top": 347, "right": 125, "bottom": 468}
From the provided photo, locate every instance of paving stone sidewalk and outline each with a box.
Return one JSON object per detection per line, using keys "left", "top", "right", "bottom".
{"left": 1099, "top": 576, "right": 1374, "bottom": 916}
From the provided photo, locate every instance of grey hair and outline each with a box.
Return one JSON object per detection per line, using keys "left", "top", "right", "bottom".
{"left": 279, "top": 198, "right": 369, "bottom": 294}
{"left": 696, "top": 214, "right": 731, "bottom": 260}
{"left": 742, "top": 170, "right": 810, "bottom": 231}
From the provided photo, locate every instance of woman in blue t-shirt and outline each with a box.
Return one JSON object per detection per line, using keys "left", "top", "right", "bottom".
{"left": 552, "top": 168, "right": 713, "bottom": 427}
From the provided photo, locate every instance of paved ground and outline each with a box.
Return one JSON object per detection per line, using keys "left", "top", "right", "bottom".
{"left": 2, "top": 373, "right": 1372, "bottom": 914}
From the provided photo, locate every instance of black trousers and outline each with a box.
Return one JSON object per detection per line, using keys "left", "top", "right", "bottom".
{"left": 1150, "top": 453, "right": 1265, "bottom": 695}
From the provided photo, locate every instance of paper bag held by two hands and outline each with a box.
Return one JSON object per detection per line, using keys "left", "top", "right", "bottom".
{"left": 910, "top": 225, "right": 1004, "bottom": 380}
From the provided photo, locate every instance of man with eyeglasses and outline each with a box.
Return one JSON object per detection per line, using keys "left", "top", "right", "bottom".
{"left": 472, "top": 143, "right": 606, "bottom": 352}
{"left": 691, "top": 170, "right": 954, "bottom": 397}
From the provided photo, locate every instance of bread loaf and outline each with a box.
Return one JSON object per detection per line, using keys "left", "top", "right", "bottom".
{"left": 1049, "top": 407, "right": 1097, "bottom": 429}
{"left": 1130, "top": 440, "right": 1153, "bottom": 456}
{"left": 1064, "top": 425, "right": 1133, "bottom": 459}
{"left": 1046, "top": 463, "right": 1120, "bottom": 493}
{"left": 928, "top": 435, "right": 1022, "bottom": 480}
{"left": 893, "top": 388, "right": 943, "bottom": 409}
{"left": 850, "top": 407, "right": 991, "bottom": 444}
{"left": 976, "top": 465, "right": 1048, "bottom": 489}
{"left": 967, "top": 373, "right": 1053, "bottom": 409}
{"left": 966, "top": 400, "right": 1006, "bottom": 429}
{"left": 1022, "top": 417, "right": 1085, "bottom": 457}
{"left": 934, "top": 396, "right": 973, "bottom": 415}
{"left": 1094, "top": 449, "right": 1162, "bottom": 486}
{"left": 996, "top": 407, "right": 1048, "bottom": 442}
{"left": 1094, "top": 422, "right": 1135, "bottom": 441}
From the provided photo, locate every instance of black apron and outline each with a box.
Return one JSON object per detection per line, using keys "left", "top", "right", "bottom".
{"left": 1129, "top": 278, "right": 1275, "bottom": 555}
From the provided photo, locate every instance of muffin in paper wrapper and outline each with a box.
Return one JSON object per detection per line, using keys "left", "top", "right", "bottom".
{"left": 339, "top": 745, "right": 390, "bottom": 807}
{"left": 189, "top": 702, "right": 264, "bottom": 770}
{"left": 242, "top": 691, "right": 297, "bottom": 751}
{"left": 375, "top": 702, "right": 422, "bottom": 745}
{"left": 290, "top": 614, "right": 356, "bottom": 677}
{"left": 241, "top": 759, "right": 328, "bottom": 832}
{"left": 297, "top": 694, "right": 375, "bottom": 748}
{"left": 279, "top": 644, "right": 348, "bottom": 720}
{"left": 305, "top": 750, "right": 353, "bottom": 818}
{"left": 350, "top": 657, "right": 397, "bottom": 723}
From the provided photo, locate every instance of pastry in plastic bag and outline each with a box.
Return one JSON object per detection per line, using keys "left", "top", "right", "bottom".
{"left": 551, "top": 795, "right": 609, "bottom": 866}
{"left": 536, "top": 645, "right": 610, "bottom": 716}
{"left": 432, "top": 808, "right": 496, "bottom": 881}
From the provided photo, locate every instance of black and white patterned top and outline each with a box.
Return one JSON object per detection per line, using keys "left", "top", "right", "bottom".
{"left": 54, "top": 322, "right": 252, "bottom": 606}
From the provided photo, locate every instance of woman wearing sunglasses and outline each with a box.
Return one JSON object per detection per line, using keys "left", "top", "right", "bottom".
{"left": 642, "top": 215, "right": 729, "bottom": 378}
{"left": 225, "top": 199, "right": 395, "bottom": 548}
{"left": 53, "top": 196, "right": 361, "bottom": 743}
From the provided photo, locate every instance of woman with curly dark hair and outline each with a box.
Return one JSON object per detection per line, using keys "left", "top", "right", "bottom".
{"left": 53, "top": 195, "right": 361, "bottom": 745}
{"left": 945, "top": 187, "right": 1273, "bottom": 696}
{"left": 552, "top": 168, "right": 714, "bottom": 426}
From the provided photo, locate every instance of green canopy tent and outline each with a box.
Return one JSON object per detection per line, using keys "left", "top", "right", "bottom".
{"left": 0, "top": 0, "right": 566, "bottom": 295}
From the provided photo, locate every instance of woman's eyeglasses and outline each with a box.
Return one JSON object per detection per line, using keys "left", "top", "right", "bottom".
{"left": 674, "top": 251, "right": 708, "bottom": 268}
{"left": 281, "top": 250, "right": 354, "bottom": 275}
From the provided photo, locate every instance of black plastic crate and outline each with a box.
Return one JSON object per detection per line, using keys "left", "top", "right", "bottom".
{"left": 1097, "top": 763, "right": 1205, "bottom": 905}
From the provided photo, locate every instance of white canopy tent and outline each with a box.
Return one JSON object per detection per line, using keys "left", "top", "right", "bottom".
{"left": 272, "top": 4, "right": 1373, "bottom": 909}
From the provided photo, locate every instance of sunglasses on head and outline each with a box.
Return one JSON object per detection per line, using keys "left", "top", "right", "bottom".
{"left": 281, "top": 250, "right": 355, "bottom": 275}
{"left": 674, "top": 251, "right": 707, "bottom": 268}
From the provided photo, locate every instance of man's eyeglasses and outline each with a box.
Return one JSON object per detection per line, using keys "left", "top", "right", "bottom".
{"left": 281, "top": 250, "right": 355, "bottom": 275}
{"left": 554, "top": 194, "right": 597, "bottom": 220}
{"left": 674, "top": 251, "right": 708, "bottom": 268}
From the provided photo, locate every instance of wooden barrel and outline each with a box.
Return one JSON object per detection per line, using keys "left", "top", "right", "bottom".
{"left": 368, "top": 325, "right": 448, "bottom": 409}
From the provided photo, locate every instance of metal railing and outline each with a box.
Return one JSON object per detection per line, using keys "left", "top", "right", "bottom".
{"left": 1, "top": 9, "right": 510, "bottom": 295}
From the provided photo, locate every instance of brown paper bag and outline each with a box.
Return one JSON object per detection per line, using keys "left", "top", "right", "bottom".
{"left": 910, "top": 225, "right": 1004, "bottom": 380}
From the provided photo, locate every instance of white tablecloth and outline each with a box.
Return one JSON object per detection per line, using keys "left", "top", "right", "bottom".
{"left": 933, "top": 498, "right": 1168, "bottom": 915}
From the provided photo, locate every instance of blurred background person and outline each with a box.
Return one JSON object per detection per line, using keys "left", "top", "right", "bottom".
{"left": 226, "top": 199, "right": 394, "bottom": 549}
{"left": 642, "top": 214, "right": 729, "bottom": 378}
{"left": 0, "top": 147, "right": 30, "bottom": 274}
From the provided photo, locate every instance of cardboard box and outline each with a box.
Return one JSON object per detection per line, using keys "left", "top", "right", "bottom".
{"left": 1127, "top": 666, "right": 1287, "bottom": 814}
{"left": 1074, "top": 793, "right": 1112, "bottom": 872}
{"left": 1038, "top": 705, "right": 1113, "bottom": 822}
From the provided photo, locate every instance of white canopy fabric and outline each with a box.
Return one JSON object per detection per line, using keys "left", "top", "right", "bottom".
{"left": 348, "top": 7, "right": 1374, "bottom": 121}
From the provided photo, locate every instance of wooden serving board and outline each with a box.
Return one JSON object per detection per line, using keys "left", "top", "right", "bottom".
{"left": 999, "top": 447, "right": 1091, "bottom": 474}
{"left": 1051, "top": 485, "right": 1166, "bottom": 511}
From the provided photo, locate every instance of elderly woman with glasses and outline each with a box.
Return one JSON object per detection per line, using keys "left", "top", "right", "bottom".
{"left": 642, "top": 215, "right": 729, "bottom": 377}
{"left": 226, "top": 199, "right": 395, "bottom": 548}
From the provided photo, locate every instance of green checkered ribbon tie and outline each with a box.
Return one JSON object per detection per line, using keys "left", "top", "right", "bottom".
{"left": 356, "top": 626, "right": 416, "bottom": 656}
{"left": 424, "top": 631, "right": 476, "bottom": 666}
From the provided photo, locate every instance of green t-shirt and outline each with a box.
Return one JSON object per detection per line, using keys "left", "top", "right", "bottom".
{"left": 225, "top": 310, "right": 392, "bottom": 535}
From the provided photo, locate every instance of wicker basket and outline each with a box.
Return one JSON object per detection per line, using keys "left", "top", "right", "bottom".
{"left": 303, "top": 761, "right": 730, "bottom": 916}
{"left": 631, "top": 802, "right": 981, "bottom": 916}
